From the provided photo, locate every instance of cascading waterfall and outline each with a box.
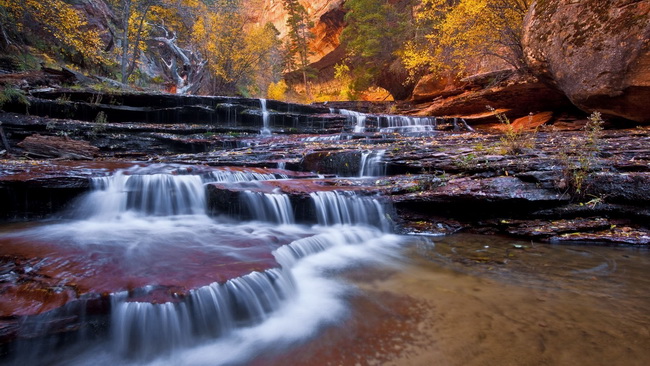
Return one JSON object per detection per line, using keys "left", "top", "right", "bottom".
{"left": 310, "top": 191, "right": 392, "bottom": 232}
{"left": 1, "top": 163, "right": 403, "bottom": 366}
{"left": 111, "top": 268, "right": 294, "bottom": 360}
{"left": 300, "top": 135, "right": 343, "bottom": 142}
{"left": 260, "top": 99, "right": 271, "bottom": 137}
{"left": 334, "top": 108, "right": 368, "bottom": 133}
{"left": 203, "top": 169, "right": 285, "bottom": 183}
{"left": 378, "top": 115, "right": 437, "bottom": 134}
{"left": 359, "top": 150, "right": 386, "bottom": 177}
{"left": 274, "top": 226, "right": 385, "bottom": 268}
{"left": 241, "top": 191, "right": 295, "bottom": 224}
{"left": 77, "top": 171, "right": 207, "bottom": 218}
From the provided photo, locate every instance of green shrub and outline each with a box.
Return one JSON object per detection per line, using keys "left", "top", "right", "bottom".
{"left": 0, "top": 86, "right": 30, "bottom": 109}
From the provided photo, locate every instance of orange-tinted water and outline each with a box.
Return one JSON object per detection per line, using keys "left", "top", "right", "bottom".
{"left": 257, "top": 234, "right": 650, "bottom": 366}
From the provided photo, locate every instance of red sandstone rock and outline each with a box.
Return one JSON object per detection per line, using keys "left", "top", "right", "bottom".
{"left": 415, "top": 75, "right": 573, "bottom": 124}
{"left": 523, "top": 0, "right": 650, "bottom": 123}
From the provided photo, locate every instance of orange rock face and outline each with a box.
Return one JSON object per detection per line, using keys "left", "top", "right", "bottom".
{"left": 250, "top": 0, "right": 346, "bottom": 63}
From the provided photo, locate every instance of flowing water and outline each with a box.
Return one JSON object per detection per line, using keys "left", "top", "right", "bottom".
{"left": 259, "top": 99, "right": 271, "bottom": 137}
{"left": 378, "top": 115, "right": 437, "bottom": 134}
{"left": 1, "top": 164, "right": 649, "bottom": 366}
{"left": 359, "top": 150, "right": 386, "bottom": 177}
{"left": 0, "top": 164, "right": 404, "bottom": 365}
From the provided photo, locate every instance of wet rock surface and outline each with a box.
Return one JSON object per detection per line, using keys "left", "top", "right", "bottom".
{"left": 1, "top": 91, "right": 650, "bottom": 347}
{"left": 1, "top": 92, "right": 649, "bottom": 243}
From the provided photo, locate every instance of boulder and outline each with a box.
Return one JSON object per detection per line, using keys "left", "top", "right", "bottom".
{"left": 410, "top": 73, "right": 464, "bottom": 103}
{"left": 523, "top": 0, "right": 650, "bottom": 123}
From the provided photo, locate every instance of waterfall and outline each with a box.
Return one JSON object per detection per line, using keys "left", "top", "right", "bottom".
{"left": 335, "top": 109, "right": 368, "bottom": 133}
{"left": 309, "top": 191, "right": 392, "bottom": 232}
{"left": 104, "top": 223, "right": 400, "bottom": 363}
{"left": 300, "top": 135, "right": 342, "bottom": 142}
{"left": 378, "top": 115, "right": 437, "bottom": 134}
{"left": 77, "top": 172, "right": 207, "bottom": 219}
{"left": 359, "top": 150, "right": 386, "bottom": 177}
{"left": 273, "top": 226, "right": 383, "bottom": 268}
{"left": 260, "top": 99, "right": 271, "bottom": 137}
{"left": 241, "top": 191, "right": 295, "bottom": 224}
{"left": 111, "top": 268, "right": 295, "bottom": 360}
{"left": 1, "top": 163, "right": 404, "bottom": 366}
{"left": 203, "top": 169, "right": 285, "bottom": 183}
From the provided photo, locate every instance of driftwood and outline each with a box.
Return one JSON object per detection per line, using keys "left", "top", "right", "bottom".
{"left": 17, "top": 134, "right": 99, "bottom": 160}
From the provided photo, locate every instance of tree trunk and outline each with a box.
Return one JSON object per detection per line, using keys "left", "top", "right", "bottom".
{"left": 120, "top": 0, "right": 132, "bottom": 84}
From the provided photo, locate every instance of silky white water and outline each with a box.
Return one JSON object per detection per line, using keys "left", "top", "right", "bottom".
{"left": 0, "top": 164, "right": 404, "bottom": 366}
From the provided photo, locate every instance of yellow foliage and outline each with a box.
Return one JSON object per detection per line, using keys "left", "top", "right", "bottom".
{"left": 267, "top": 80, "right": 288, "bottom": 100}
{"left": 0, "top": 0, "right": 106, "bottom": 65}
{"left": 192, "top": 7, "right": 281, "bottom": 94}
{"left": 401, "top": 0, "right": 529, "bottom": 77}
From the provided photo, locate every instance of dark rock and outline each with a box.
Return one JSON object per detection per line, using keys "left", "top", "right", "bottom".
{"left": 300, "top": 150, "right": 363, "bottom": 176}
{"left": 586, "top": 172, "right": 650, "bottom": 204}
{"left": 549, "top": 227, "right": 650, "bottom": 245}
{"left": 18, "top": 134, "right": 99, "bottom": 160}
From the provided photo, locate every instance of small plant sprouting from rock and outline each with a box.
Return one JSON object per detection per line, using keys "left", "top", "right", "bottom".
{"left": 56, "top": 94, "right": 71, "bottom": 104}
{"left": 0, "top": 86, "right": 30, "bottom": 112}
{"left": 90, "top": 111, "right": 108, "bottom": 137}
{"left": 559, "top": 111, "right": 604, "bottom": 199}
{"left": 454, "top": 153, "right": 477, "bottom": 169}
{"left": 487, "top": 105, "right": 535, "bottom": 155}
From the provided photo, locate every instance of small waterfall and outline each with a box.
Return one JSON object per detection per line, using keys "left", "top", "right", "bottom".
{"left": 241, "top": 191, "right": 295, "bottom": 224}
{"left": 111, "top": 268, "right": 294, "bottom": 360}
{"left": 78, "top": 172, "right": 207, "bottom": 218}
{"left": 336, "top": 109, "right": 368, "bottom": 133}
{"left": 378, "top": 115, "right": 437, "bottom": 134}
{"left": 203, "top": 169, "right": 284, "bottom": 183}
{"left": 309, "top": 191, "right": 392, "bottom": 232}
{"left": 260, "top": 99, "right": 271, "bottom": 137}
{"left": 274, "top": 227, "right": 383, "bottom": 268}
{"left": 359, "top": 150, "right": 386, "bottom": 177}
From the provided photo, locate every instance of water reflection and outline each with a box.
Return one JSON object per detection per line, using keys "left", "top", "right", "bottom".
{"left": 258, "top": 234, "right": 650, "bottom": 366}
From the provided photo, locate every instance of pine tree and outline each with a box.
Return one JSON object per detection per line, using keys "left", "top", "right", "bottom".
{"left": 282, "top": 0, "right": 314, "bottom": 99}
{"left": 340, "top": 0, "right": 416, "bottom": 99}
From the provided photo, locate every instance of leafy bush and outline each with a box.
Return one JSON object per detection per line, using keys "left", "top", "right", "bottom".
{"left": 267, "top": 80, "right": 288, "bottom": 101}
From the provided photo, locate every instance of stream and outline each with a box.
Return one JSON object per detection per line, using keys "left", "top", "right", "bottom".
{"left": 0, "top": 99, "right": 649, "bottom": 365}
{"left": 0, "top": 162, "right": 648, "bottom": 365}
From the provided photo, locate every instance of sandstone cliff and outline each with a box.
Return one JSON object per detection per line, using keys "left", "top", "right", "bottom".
{"left": 250, "top": 0, "right": 346, "bottom": 63}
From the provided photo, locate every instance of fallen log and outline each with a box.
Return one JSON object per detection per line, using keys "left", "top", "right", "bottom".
{"left": 17, "top": 134, "right": 99, "bottom": 160}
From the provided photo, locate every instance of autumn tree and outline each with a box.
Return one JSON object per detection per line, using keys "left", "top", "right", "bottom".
{"left": 0, "top": 0, "right": 105, "bottom": 67}
{"left": 401, "top": 0, "right": 531, "bottom": 78}
{"left": 282, "top": 0, "right": 314, "bottom": 99}
{"left": 192, "top": 0, "right": 282, "bottom": 95}
{"left": 340, "top": 0, "right": 416, "bottom": 100}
